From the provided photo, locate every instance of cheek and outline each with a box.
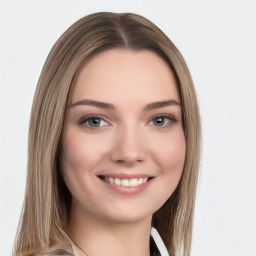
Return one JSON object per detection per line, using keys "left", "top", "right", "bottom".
{"left": 162, "top": 136, "right": 185, "bottom": 169}
{"left": 145, "top": 129, "right": 186, "bottom": 212}
{"left": 61, "top": 127, "right": 106, "bottom": 171}
{"left": 60, "top": 127, "right": 109, "bottom": 201}
{"left": 151, "top": 129, "right": 186, "bottom": 180}
{"left": 60, "top": 128, "right": 101, "bottom": 197}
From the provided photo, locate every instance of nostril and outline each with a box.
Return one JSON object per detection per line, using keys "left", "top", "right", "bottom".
{"left": 110, "top": 143, "right": 147, "bottom": 164}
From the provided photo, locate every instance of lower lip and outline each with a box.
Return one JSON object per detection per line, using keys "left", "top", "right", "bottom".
{"left": 99, "top": 178, "right": 154, "bottom": 195}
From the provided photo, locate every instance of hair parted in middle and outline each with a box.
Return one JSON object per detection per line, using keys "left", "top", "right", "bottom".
{"left": 14, "top": 12, "right": 201, "bottom": 256}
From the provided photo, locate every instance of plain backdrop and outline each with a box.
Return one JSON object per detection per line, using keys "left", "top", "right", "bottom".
{"left": 0, "top": 0, "right": 256, "bottom": 255}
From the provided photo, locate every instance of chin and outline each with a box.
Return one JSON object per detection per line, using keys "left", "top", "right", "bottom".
{"left": 95, "top": 204, "right": 159, "bottom": 225}
{"left": 102, "top": 212, "right": 152, "bottom": 224}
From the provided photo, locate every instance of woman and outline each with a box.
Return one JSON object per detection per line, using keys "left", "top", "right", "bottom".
{"left": 13, "top": 12, "right": 201, "bottom": 256}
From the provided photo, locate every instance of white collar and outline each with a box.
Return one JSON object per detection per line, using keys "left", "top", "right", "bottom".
{"left": 151, "top": 227, "right": 170, "bottom": 256}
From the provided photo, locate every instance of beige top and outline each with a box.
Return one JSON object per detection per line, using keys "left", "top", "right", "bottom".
{"left": 40, "top": 240, "right": 87, "bottom": 256}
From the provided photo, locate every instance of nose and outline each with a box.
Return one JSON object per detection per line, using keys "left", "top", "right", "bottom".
{"left": 110, "top": 126, "right": 147, "bottom": 165}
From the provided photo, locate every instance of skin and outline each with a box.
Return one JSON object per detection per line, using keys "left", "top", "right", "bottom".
{"left": 61, "top": 49, "right": 186, "bottom": 256}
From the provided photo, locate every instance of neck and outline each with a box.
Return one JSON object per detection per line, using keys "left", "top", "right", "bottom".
{"left": 67, "top": 201, "right": 152, "bottom": 256}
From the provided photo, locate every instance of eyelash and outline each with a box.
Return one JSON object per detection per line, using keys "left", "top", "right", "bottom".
{"left": 78, "top": 114, "right": 109, "bottom": 130}
{"left": 78, "top": 114, "right": 177, "bottom": 130}
{"left": 147, "top": 114, "right": 177, "bottom": 128}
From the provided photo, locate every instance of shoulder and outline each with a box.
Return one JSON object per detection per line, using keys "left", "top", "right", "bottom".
{"left": 40, "top": 248, "right": 73, "bottom": 255}
{"left": 36, "top": 240, "right": 87, "bottom": 256}
{"left": 30, "top": 244, "right": 73, "bottom": 256}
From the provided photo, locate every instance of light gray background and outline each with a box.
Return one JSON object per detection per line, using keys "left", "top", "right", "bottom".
{"left": 0, "top": 0, "right": 256, "bottom": 255}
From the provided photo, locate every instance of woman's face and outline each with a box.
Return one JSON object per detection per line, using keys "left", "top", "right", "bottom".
{"left": 61, "top": 49, "right": 186, "bottom": 223}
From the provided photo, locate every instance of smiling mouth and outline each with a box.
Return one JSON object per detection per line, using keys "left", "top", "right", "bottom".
{"left": 98, "top": 176, "right": 154, "bottom": 187}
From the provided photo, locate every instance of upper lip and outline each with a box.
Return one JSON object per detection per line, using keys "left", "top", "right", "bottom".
{"left": 97, "top": 173, "right": 154, "bottom": 179}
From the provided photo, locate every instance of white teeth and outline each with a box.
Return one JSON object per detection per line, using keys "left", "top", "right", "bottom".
{"left": 115, "top": 178, "right": 121, "bottom": 185}
{"left": 121, "top": 179, "right": 129, "bottom": 186}
{"left": 129, "top": 178, "right": 139, "bottom": 186}
{"left": 109, "top": 177, "right": 115, "bottom": 184}
{"left": 103, "top": 177, "right": 149, "bottom": 187}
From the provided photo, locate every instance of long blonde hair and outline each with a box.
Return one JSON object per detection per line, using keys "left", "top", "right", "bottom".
{"left": 13, "top": 12, "right": 201, "bottom": 256}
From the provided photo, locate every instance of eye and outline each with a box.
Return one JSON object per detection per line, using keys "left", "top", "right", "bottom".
{"left": 78, "top": 115, "right": 109, "bottom": 129}
{"left": 148, "top": 115, "right": 176, "bottom": 127}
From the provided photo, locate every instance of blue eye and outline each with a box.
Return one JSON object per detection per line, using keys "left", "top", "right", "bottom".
{"left": 149, "top": 115, "right": 176, "bottom": 127}
{"left": 79, "top": 116, "right": 109, "bottom": 128}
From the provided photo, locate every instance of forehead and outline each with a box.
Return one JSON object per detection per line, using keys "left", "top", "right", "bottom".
{"left": 72, "top": 49, "right": 179, "bottom": 104}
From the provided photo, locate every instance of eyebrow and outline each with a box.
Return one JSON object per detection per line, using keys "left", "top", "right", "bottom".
{"left": 70, "top": 99, "right": 115, "bottom": 110}
{"left": 69, "top": 99, "right": 181, "bottom": 110}
{"left": 143, "top": 99, "right": 181, "bottom": 111}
